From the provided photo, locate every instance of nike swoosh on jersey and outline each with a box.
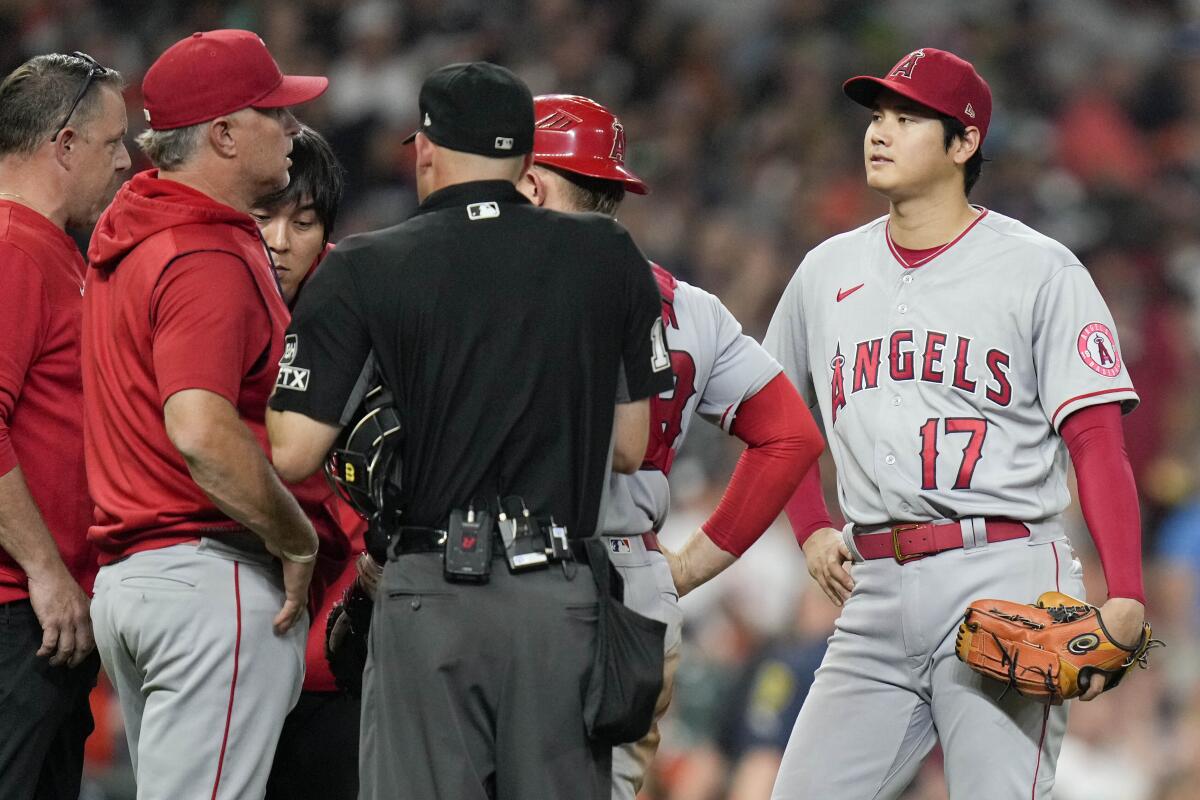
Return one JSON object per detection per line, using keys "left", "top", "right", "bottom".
{"left": 836, "top": 283, "right": 865, "bottom": 302}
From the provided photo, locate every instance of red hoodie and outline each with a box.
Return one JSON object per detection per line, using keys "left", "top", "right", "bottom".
{"left": 83, "top": 170, "right": 343, "bottom": 562}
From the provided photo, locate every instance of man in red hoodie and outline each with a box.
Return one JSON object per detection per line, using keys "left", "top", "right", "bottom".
{"left": 82, "top": 30, "right": 327, "bottom": 800}
{"left": 0, "top": 52, "right": 129, "bottom": 800}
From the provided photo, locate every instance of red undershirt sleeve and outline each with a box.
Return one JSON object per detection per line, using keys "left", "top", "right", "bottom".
{"left": 1060, "top": 402, "right": 1145, "bottom": 604}
{"left": 700, "top": 373, "right": 824, "bottom": 556}
{"left": 784, "top": 459, "right": 833, "bottom": 548}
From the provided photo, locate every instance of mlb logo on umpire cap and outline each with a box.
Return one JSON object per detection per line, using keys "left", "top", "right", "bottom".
{"left": 495, "top": 137, "right": 514, "bottom": 150}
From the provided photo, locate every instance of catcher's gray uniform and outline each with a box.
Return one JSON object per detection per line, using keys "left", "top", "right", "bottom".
{"left": 763, "top": 209, "right": 1137, "bottom": 799}
{"left": 603, "top": 264, "right": 779, "bottom": 799}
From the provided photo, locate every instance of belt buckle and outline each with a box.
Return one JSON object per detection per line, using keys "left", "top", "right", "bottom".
{"left": 891, "top": 523, "right": 922, "bottom": 564}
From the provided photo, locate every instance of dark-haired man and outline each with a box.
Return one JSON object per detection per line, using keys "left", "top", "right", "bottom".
{"left": 764, "top": 47, "right": 1147, "bottom": 799}
{"left": 252, "top": 124, "right": 345, "bottom": 307}
{"left": 0, "top": 51, "right": 129, "bottom": 800}
{"left": 253, "top": 123, "right": 364, "bottom": 800}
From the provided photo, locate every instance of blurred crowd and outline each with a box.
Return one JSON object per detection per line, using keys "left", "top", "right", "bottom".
{"left": 7, "top": 0, "right": 1200, "bottom": 798}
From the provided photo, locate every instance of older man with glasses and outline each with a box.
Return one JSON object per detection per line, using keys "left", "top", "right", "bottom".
{"left": 0, "top": 51, "right": 130, "bottom": 800}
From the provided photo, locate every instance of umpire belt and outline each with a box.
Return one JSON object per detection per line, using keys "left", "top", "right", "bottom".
{"left": 853, "top": 518, "right": 1029, "bottom": 564}
{"left": 388, "top": 525, "right": 590, "bottom": 563}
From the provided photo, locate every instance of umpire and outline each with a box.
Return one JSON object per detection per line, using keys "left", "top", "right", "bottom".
{"left": 266, "top": 62, "right": 672, "bottom": 800}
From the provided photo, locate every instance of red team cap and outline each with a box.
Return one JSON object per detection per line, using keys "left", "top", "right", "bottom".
{"left": 843, "top": 48, "right": 992, "bottom": 142}
{"left": 532, "top": 94, "right": 649, "bottom": 194}
{"left": 142, "top": 29, "right": 328, "bottom": 130}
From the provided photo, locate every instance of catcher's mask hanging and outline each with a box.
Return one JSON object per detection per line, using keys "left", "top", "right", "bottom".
{"left": 324, "top": 354, "right": 403, "bottom": 538}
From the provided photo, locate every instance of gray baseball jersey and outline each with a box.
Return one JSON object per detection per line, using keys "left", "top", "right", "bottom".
{"left": 601, "top": 263, "right": 780, "bottom": 800}
{"left": 764, "top": 209, "right": 1138, "bottom": 529}
{"left": 602, "top": 264, "right": 781, "bottom": 538}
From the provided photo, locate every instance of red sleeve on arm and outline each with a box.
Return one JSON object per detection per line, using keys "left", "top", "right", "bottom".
{"left": 785, "top": 459, "right": 833, "bottom": 548}
{"left": 0, "top": 248, "right": 46, "bottom": 477}
{"left": 1061, "top": 402, "right": 1145, "bottom": 604}
{"left": 700, "top": 373, "right": 824, "bottom": 556}
{"left": 151, "top": 252, "right": 271, "bottom": 406}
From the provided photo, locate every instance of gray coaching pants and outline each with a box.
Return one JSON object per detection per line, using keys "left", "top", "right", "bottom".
{"left": 603, "top": 535, "right": 684, "bottom": 800}
{"left": 771, "top": 531, "right": 1085, "bottom": 800}
{"left": 360, "top": 550, "right": 611, "bottom": 800}
{"left": 91, "top": 540, "right": 307, "bottom": 800}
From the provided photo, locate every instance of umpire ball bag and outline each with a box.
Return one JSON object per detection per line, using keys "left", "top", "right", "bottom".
{"left": 580, "top": 537, "right": 667, "bottom": 746}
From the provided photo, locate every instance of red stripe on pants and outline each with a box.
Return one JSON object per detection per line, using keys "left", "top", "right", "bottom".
{"left": 1030, "top": 703, "right": 1050, "bottom": 799}
{"left": 211, "top": 562, "right": 242, "bottom": 800}
{"left": 1052, "top": 542, "right": 1061, "bottom": 593}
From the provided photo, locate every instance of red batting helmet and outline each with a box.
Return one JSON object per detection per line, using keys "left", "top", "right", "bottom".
{"left": 532, "top": 94, "right": 649, "bottom": 195}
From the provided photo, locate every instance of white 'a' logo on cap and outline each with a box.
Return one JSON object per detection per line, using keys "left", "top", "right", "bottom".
{"left": 423, "top": 113, "right": 431, "bottom": 127}
{"left": 965, "top": 103, "right": 976, "bottom": 119}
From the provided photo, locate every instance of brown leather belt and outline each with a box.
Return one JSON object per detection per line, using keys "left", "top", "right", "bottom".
{"left": 641, "top": 531, "right": 662, "bottom": 553}
{"left": 854, "top": 519, "right": 1028, "bottom": 564}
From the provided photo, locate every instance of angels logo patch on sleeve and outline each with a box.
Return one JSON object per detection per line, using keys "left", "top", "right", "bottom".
{"left": 1077, "top": 322, "right": 1121, "bottom": 377}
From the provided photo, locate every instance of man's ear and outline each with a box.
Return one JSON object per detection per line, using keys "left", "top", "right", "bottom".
{"left": 520, "top": 166, "right": 549, "bottom": 207}
{"left": 208, "top": 117, "right": 237, "bottom": 159}
{"left": 413, "top": 132, "right": 435, "bottom": 173}
{"left": 952, "top": 126, "right": 981, "bottom": 166}
{"left": 52, "top": 123, "right": 88, "bottom": 169}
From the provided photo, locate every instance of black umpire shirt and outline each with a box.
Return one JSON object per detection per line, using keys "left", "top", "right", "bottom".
{"left": 269, "top": 180, "right": 672, "bottom": 538}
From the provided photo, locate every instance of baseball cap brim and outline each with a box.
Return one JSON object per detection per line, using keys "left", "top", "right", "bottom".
{"left": 843, "top": 75, "right": 955, "bottom": 121}
{"left": 253, "top": 74, "right": 329, "bottom": 109}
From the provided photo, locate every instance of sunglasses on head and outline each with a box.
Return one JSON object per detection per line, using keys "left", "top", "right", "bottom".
{"left": 50, "top": 52, "right": 110, "bottom": 143}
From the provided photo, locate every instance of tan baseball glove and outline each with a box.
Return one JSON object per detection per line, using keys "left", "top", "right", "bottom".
{"left": 955, "top": 591, "right": 1162, "bottom": 705}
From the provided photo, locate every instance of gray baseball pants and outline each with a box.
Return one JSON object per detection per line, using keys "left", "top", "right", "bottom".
{"left": 772, "top": 531, "right": 1085, "bottom": 800}
{"left": 91, "top": 539, "right": 307, "bottom": 800}
{"left": 603, "top": 535, "right": 684, "bottom": 800}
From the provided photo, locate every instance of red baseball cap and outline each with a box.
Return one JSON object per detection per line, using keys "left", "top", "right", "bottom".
{"left": 843, "top": 48, "right": 992, "bottom": 142}
{"left": 143, "top": 30, "right": 328, "bottom": 130}
{"left": 533, "top": 94, "right": 648, "bottom": 194}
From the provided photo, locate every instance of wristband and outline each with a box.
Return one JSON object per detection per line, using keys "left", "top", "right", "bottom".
{"left": 280, "top": 545, "right": 318, "bottom": 564}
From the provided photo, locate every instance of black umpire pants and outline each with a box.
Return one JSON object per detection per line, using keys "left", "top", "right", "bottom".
{"left": 265, "top": 690, "right": 360, "bottom": 800}
{"left": 360, "top": 552, "right": 610, "bottom": 800}
{"left": 0, "top": 599, "right": 99, "bottom": 800}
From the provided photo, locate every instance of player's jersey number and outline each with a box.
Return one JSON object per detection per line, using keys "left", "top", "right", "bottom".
{"left": 918, "top": 417, "right": 988, "bottom": 490}
{"left": 642, "top": 350, "right": 697, "bottom": 475}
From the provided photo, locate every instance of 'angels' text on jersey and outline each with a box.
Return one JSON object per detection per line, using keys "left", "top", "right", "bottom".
{"left": 764, "top": 209, "right": 1138, "bottom": 528}
{"left": 827, "top": 332, "right": 1012, "bottom": 424}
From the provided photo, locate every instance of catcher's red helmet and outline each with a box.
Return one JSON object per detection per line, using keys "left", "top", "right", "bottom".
{"left": 532, "top": 94, "right": 649, "bottom": 194}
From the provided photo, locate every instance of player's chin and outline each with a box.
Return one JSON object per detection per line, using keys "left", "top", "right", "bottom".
{"left": 865, "top": 170, "right": 896, "bottom": 193}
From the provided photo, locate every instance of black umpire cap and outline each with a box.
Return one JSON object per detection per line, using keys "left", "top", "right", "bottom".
{"left": 402, "top": 62, "right": 534, "bottom": 157}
